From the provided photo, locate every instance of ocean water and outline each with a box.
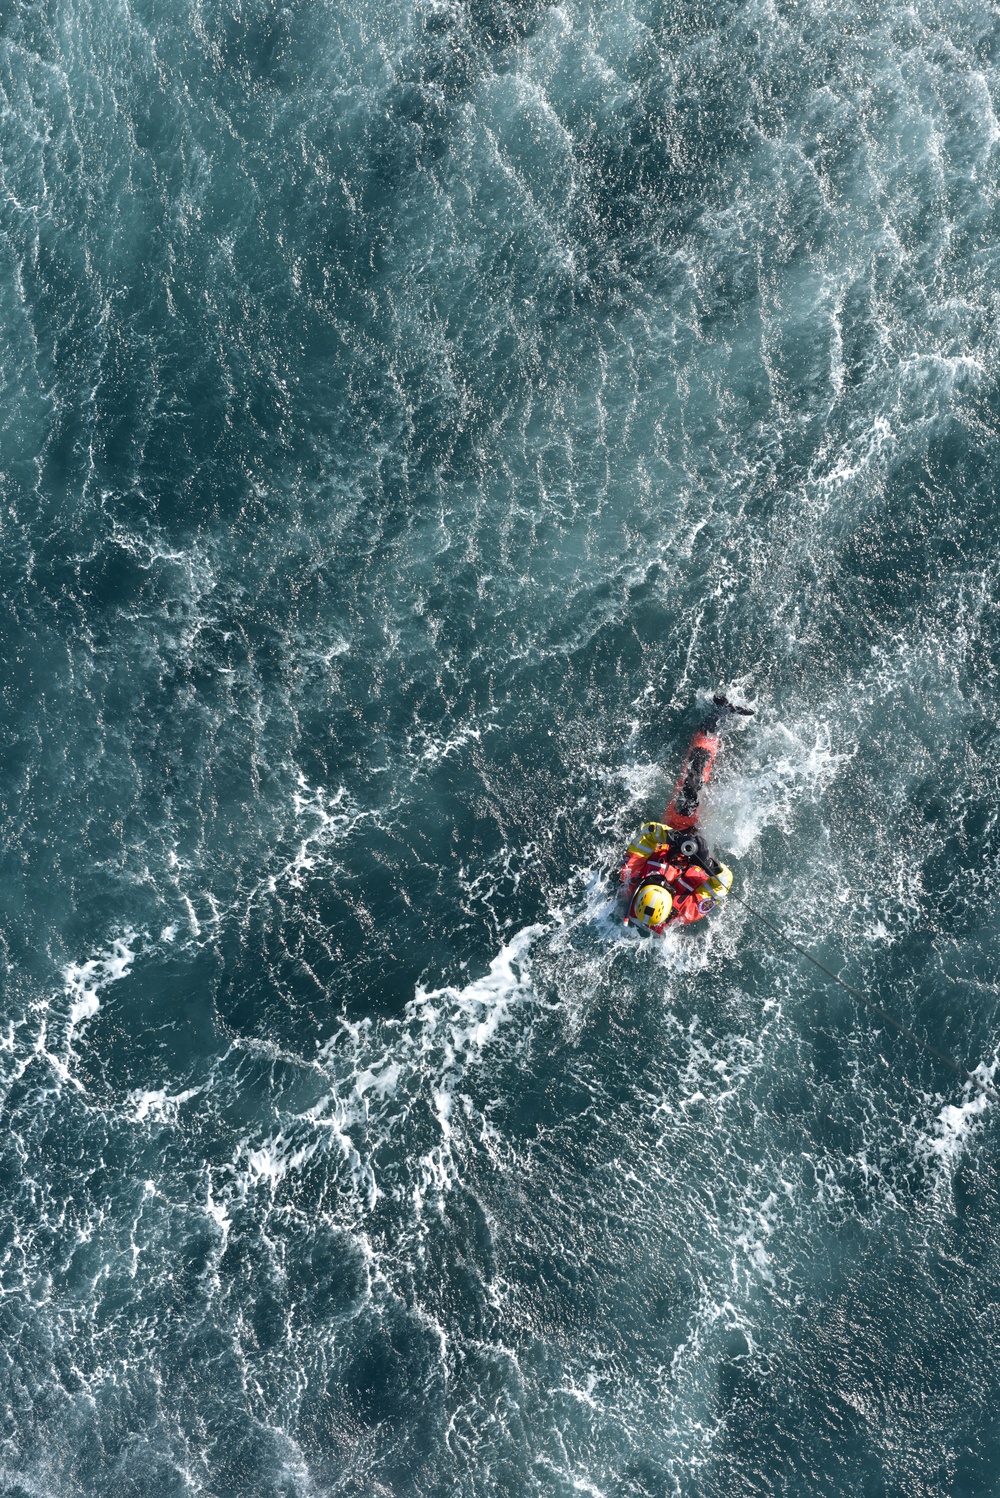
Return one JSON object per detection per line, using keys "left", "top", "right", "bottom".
{"left": 2, "top": 0, "right": 1000, "bottom": 1491}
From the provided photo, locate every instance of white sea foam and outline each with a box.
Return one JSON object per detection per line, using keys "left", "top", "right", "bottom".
{"left": 62, "top": 933, "right": 139, "bottom": 1048}
{"left": 227, "top": 925, "right": 546, "bottom": 1242}
{"left": 264, "top": 774, "right": 365, "bottom": 896}
{"left": 128, "top": 1085, "right": 204, "bottom": 1124}
{"left": 407, "top": 719, "right": 498, "bottom": 766}
{"left": 699, "top": 716, "right": 848, "bottom": 858}
{"left": 6, "top": 0, "right": 1000, "bottom": 1486}
{"left": 913, "top": 1079, "right": 994, "bottom": 1182}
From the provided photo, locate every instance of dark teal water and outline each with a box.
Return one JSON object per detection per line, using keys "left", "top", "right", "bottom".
{"left": 3, "top": 0, "right": 1000, "bottom": 1492}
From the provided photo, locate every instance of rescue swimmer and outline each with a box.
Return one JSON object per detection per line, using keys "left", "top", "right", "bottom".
{"left": 622, "top": 696, "right": 753, "bottom": 934}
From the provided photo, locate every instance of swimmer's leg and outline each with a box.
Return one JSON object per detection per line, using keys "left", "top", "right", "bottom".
{"left": 664, "top": 697, "right": 753, "bottom": 829}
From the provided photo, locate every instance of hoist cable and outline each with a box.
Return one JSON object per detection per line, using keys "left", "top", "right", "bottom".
{"left": 728, "top": 889, "right": 999, "bottom": 1106}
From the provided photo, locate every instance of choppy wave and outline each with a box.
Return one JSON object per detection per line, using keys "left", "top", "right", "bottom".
{"left": 2, "top": 0, "right": 1000, "bottom": 1491}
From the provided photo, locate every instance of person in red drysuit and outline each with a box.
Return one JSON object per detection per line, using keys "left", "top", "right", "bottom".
{"left": 622, "top": 696, "right": 752, "bottom": 934}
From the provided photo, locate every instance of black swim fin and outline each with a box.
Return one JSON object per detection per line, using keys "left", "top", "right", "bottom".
{"left": 712, "top": 695, "right": 754, "bottom": 716}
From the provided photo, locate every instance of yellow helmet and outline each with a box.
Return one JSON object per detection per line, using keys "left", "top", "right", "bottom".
{"left": 629, "top": 883, "right": 673, "bottom": 930}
